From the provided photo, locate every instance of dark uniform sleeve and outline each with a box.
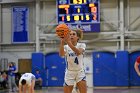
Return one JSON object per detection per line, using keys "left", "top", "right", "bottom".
{"left": 136, "top": 56, "right": 140, "bottom": 64}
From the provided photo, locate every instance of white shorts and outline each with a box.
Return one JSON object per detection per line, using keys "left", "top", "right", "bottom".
{"left": 64, "top": 70, "right": 86, "bottom": 86}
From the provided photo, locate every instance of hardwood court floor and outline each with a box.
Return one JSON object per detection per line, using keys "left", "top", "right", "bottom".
{"left": 0, "top": 87, "right": 140, "bottom": 93}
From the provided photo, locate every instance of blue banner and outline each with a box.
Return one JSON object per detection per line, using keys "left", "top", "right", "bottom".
{"left": 12, "top": 6, "right": 29, "bottom": 42}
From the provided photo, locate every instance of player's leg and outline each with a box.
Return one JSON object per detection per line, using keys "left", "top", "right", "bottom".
{"left": 64, "top": 70, "right": 76, "bottom": 93}
{"left": 76, "top": 70, "right": 87, "bottom": 93}
{"left": 11, "top": 76, "right": 18, "bottom": 91}
{"left": 77, "top": 80, "right": 87, "bottom": 93}
{"left": 38, "top": 78, "right": 42, "bottom": 87}
{"left": 8, "top": 75, "right": 12, "bottom": 91}
{"left": 64, "top": 85, "right": 73, "bottom": 93}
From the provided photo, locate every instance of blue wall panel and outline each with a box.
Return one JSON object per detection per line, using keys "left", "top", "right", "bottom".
{"left": 32, "top": 53, "right": 44, "bottom": 73}
{"left": 129, "top": 51, "right": 140, "bottom": 86}
{"left": 116, "top": 51, "right": 129, "bottom": 86}
{"left": 93, "top": 52, "right": 116, "bottom": 86}
{"left": 31, "top": 53, "right": 47, "bottom": 86}
{"left": 45, "top": 52, "right": 65, "bottom": 87}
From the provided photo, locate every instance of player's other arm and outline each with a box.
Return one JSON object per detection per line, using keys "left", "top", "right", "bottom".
{"left": 65, "top": 34, "right": 85, "bottom": 56}
{"left": 28, "top": 86, "right": 31, "bottom": 93}
{"left": 19, "top": 85, "right": 22, "bottom": 93}
{"left": 59, "top": 39, "right": 65, "bottom": 57}
{"left": 19, "top": 84, "right": 26, "bottom": 93}
{"left": 67, "top": 41, "right": 84, "bottom": 56}
{"left": 67, "top": 37, "right": 86, "bottom": 56}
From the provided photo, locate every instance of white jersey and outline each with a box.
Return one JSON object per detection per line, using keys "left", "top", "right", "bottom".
{"left": 19, "top": 73, "right": 35, "bottom": 86}
{"left": 64, "top": 43, "right": 86, "bottom": 71}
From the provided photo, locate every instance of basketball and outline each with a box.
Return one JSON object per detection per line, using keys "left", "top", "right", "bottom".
{"left": 55, "top": 24, "right": 70, "bottom": 38}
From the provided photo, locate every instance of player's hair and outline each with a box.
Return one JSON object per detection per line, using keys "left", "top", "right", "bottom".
{"left": 21, "top": 79, "right": 26, "bottom": 85}
{"left": 71, "top": 28, "right": 83, "bottom": 41}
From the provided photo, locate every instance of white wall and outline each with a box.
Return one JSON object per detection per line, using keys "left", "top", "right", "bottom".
{"left": 84, "top": 53, "right": 93, "bottom": 87}
{"left": 2, "top": 5, "right": 11, "bottom": 43}
{"left": 101, "top": 0, "right": 119, "bottom": 31}
{"left": 0, "top": 51, "right": 32, "bottom": 71}
{"left": 129, "top": 0, "right": 140, "bottom": 30}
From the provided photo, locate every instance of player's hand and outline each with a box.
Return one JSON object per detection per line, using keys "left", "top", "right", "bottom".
{"left": 60, "top": 38, "right": 65, "bottom": 43}
{"left": 63, "top": 33, "right": 71, "bottom": 43}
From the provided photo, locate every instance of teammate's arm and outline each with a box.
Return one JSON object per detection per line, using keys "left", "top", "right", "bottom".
{"left": 134, "top": 61, "right": 140, "bottom": 76}
{"left": 134, "top": 57, "right": 140, "bottom": 76}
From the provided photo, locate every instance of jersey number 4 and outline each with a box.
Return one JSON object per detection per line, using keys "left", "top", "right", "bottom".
{"left": 74, "top": 57, "right": 79, "bottom": 64}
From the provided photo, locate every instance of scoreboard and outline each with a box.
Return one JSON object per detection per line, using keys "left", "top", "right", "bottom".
{"left": 57, "top": 0, "right": 100, "bottom": 32}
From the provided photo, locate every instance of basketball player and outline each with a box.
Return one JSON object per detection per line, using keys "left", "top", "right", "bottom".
{"left": 59, "top": 28, "right": 87, "bottom": 93}
{"left": 134, "top": 56, "right": 140, "bottom": 76}
{"left": 19, "top": 73, "right": 35, "bottom": 93}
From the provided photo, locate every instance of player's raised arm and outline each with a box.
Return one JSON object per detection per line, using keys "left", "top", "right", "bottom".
{"left": 56, "top": 24, "right": 70, "bottom": 57}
